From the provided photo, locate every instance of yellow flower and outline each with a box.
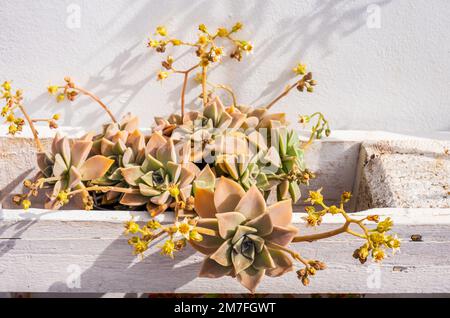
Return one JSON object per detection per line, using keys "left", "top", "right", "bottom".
{"left": 56, "top": 191, "right": 69, "bottom": 205}
{"left": 231, "top": 22, "right": 243, "bottom": 33}
{"left": 385, "top": 234, "right": 401, "bottom": 254}
{"left": 293, "top": 63, "right": 307, "bottom": 75}
{"left": 170, "top": 38, "right": 182, "bottom": 46}
{"left": 47, "top": 85, "right": 59, "bottom": 95}
{"left": 157, "top": 71, "right": 168, "bottom": 81}
{"left": 56, "top": 93, "right": 65, "bottom": 103}
{"left": 213, "top": 46, "right": 224, "bottom": 56}
{"left": 305, "top": 188, "right": 324, "bottom": 205}
{"left": 160, "top": 239, "right": 176, "bottom": 258}
{"left": 22, "top": 199, "right": 31, "bottom": 210}
{"left": 298, "top": 115, "right": 310, "bottom": 124}
{"left": 372, "top": 248, "right": 385, "bottom": 262}
{"left": 8, "top": 124, "right": 18, "bottom": 135}
{"left": 1, "top": 105, "right": 9, "bottom": 116}
{"left": 341, "top": 191, "right": 352, "bottom": 203}
{"left": 358, "top": 246, "right": 369, "bottom": 260}
{"left": 148, "top": 39, "right": 159, "bottom": 48}
{"left": 156, "top": 25, "right": 167, "bottom": 36}
{"left": 133, "top": 238, "right": 149, "bottom": 255}
{"left": 174, "top": 218, "right": 193, "bottom": 239}
{"left": 304, "top": 213, "right": 320, "bottom": 227}
{"left": 52, "top": 113, "right": 60, "bottom": 120}
{"left": 217, "top": 27, "right": 229, "bottom": 37}
{"left": 198, "top": 35, "right": 208, "bottom": 45}
{"left": 1, "top": 81, "right": 11, "bottom": 91}
{"left": 370, "top": 232, "right": 385, "bottom": 245}
{"left": 240, "top": 41, "right": 253, "bottom": 53}
{"left": 147, "top": 220, "right": 161, "bottom": 230}
{"left": 124, "top": 220, "right": 140, "bottom": 235}
{"left": 377, "top": 217, "right": 393, "bottom": 233}
{"left": 168, "top": 184, "right": 180, "bottom": 198}
{"left": 6, "top": 113, "right": 15, "bottom": 122}
{"left": 198, "top": 24, "right": 208, "bottom": 33}
{"left": 328, "top": 205, "right": 340, "bottom": 215}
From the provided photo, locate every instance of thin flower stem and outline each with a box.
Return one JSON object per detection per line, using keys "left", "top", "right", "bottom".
{"left": 73, "top": 86, "right": 117, "bottom": 123}
{"left": 264, "top": 80, "right": 299, "bottom": 110}
{"left": 266, "top": 241, "right": 310, "bottom": 266}
{"left": 68, "top": 186, "right": 139, "bottom": 196}
{"left": 17, "top": 104, "right": 44, "bottom": 152}
{"left": 292, "top": 223, "right": 349, "bottom": 242}
{"left": 207, "top": 81, "right": 237, "bottom": 108}
{"left": 201, "top": 66, "right": 207, "bottom": 106}
{"left": 173, "top": 64, "right": 199, "bottom": 119}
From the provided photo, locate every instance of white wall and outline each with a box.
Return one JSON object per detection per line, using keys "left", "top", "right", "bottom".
{"left": 0, "top": 0, "right": 449, "bottom": 133}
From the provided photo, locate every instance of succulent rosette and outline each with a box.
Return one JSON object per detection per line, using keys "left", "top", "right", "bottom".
{"left": 37, "top": 133, "right": 114, "bottom": 209}
{"left": 192, "top": 177, "right": 297, "bottom": 292}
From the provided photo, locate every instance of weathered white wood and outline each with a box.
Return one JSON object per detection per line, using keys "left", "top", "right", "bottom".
{"left": 1, "top": 208, "right": 450, "bottom": 294}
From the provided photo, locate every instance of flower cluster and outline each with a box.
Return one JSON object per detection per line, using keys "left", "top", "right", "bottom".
{"left": 125, "top": 217, "right": 203, "bottom": 258}
{"left": 1, "top": 81, "right": 25, "bottom": 135}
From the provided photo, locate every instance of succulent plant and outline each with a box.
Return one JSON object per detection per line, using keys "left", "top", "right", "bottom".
{"left": 37, "top": 133, "right": 114, "bottom": 209}
{"left": 170, "top": 96, "right": 249, "bottom": 163}
{"left": 191, "top": 177, "right": 297, "bottom": 292}
{"left": 119, "top": 137, "right": 198, "bottom": 216}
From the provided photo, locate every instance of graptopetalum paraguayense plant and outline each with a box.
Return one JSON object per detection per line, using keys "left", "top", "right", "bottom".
{"left": 3, "top": 22, "right": 400, "bottom": 293}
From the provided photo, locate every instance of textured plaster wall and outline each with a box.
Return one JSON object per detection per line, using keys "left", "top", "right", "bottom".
{"left": 0, "top": 0, "right": 449, "bottom": 132}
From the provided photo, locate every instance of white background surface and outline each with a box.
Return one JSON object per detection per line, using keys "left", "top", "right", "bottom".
{"left": 0, "top": 0, "right": 449, "bottom": 133}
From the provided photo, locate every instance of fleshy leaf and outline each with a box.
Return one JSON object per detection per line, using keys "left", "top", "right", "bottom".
{"left": 121, "top": 166, "right": 144, "bottom": 186}
{"left": 252, "top": 246, "right": 276, "bottom": 270}
{"left": 234, "top": 185, "right": 266, "bottom": 219}
{"left": 119, "top": 193, "right": 148, "bottom": 206}
{"left": 265, "top": 248, "right": 293, "bottom": 277}
{"left": 264, "top": 225, "right": 298, "bottom": 246}
{"left": 267, "top": 199, "right": 293, "bottom": 227}
{"left": 289, "top": 181, "right": 301, "bottom": 203}
{"left": 139, "top": 183, "right": 161, "bottom": 197}
{"left": 56, "top": 137, "right": 71, "bottom": 165}
{"left": 68, "top": 166, "right": 82, "bottom": 189}
{"left": 216, "top": 212, "right": 247, "bottom": 239}
{"left": 231, "top": 250, "right": 254, "bottom": 275}
{"left": 199, "top": 257, "right": 232, "bottom": 278}
{"left": 80, "top": 155, "right": 114, "bottom": 181}
{"left": 71, "top": 140, "right": 93, "bottom": 168}
{"left": 145, "top": 132, "right": 166, "bottom": 157}
{"left": 210, "top": 239, "right": 233, "bottom": 267}
{"left": 156, "top": 139, "right": 176, "bottom": 163}
{"left": 150, "top": 190, "right": 170, "bottom": 205}
{"left": 245, "top": 212, "right": 273, "bottom": 237}
{"left": 193, "top": 165, "right": 216, "bottom": 194}
{"left": 214, "top": 177, "right": 245, "bottom": 213}
{"left": 100, "top": 138, "right": 115, "bottom": 156}
{"left": 237, "top": 266, "right": 265, "bottom": 293}
{"left": 190, "top": 219, "right": 224, "bottom": 255}
{"left": 231, "top": 225, "right": 257, "bottom": 244}
{"left": 52, "top": 153, "right": 68, "bottom": 177}
{"left": 194, "top": 188, "right": 217, "bottom": 218}
{"left": 141, "top": 154, "right": 164, "bottom": 172}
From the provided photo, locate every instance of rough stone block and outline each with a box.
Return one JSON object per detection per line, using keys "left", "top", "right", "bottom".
{"left": 356, "top": 140, "right": 450, "bottom": 210}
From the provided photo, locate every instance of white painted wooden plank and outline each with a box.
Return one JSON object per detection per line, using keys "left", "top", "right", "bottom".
{"left": 1, "top": 208, "right": 449, "bottom": 293}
